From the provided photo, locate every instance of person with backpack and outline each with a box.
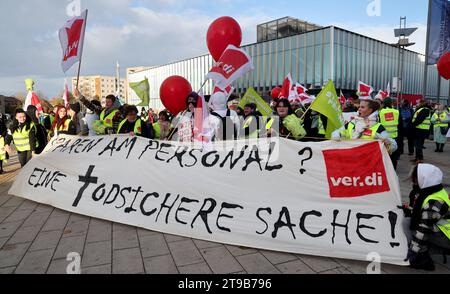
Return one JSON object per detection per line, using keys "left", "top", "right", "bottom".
{"left": 206, "top": 92, "right": 240, "bottom": 141}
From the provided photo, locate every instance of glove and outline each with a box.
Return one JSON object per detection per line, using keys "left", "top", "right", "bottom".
{"left": 92, "top": 120, "right": 108, "bottom": 135}
{"left": 398, "top": 204, "right": 413, "bottom": 218}
{"left": 404, "top": 249, "right": 418, "bottom": 263}
{"left": 283, "top": 115, "right": 306, "bottom": 140}
{"left": 406, "top": 250, "right": 435, "bottom": 271}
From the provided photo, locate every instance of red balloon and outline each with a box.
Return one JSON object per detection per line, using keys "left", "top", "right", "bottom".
{"left": 437, "top": 52, "right": 450, "bottom": 80}
{"left": 159, "top": 76, "right": 192, "bottom": 116}
{"left": 207, "top": 16, "right": 242, "bottom": 61}
{"left": 271, "top": 87, "right": 282, "bottom": 100}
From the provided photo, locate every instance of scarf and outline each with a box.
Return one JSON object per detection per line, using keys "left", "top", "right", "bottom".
{"left": 351, "top": 111, "right": 380, "bottom": 139}
{"left": 410, "top": 184, "right": 444, "bottom": 230}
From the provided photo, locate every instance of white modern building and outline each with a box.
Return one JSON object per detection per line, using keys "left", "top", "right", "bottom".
{"left": 127, "top": 17, "right": 449, "bottom": 110}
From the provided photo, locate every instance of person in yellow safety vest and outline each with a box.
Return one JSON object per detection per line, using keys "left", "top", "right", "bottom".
{"left": 241, "top": 103, "right": 260, "bottom": 139}
{"left": 153, "top": 110, "right": 172, "bottom": 140}
{"left": 51, "top": 106, "right": 77, "bottom": 136}
{"left": 5, "top": 109, "right": 38, "bottom": 167}
{"left": 117, "top": 105, "right": 153, "bottom": 139}
{"left": 431, "top": 104, "right": 450, "bottom": 153}
{"left": 75, "top": 89, "right": 123, "bottom": 135}
{"left": 266, "top": 99, "right": 306, "bottom": 141}
{"left": 318, "top": 115, "right": 327, "bottom": 138}
{"left": 0, "top": 116, "right": 9, "bottom": 174}
{"left": 379, "top": 97, "right": 402, "bottom": 170}
{"left": 411, "top": 100, "right": 432, "bottom": 163}
{"left": 405, "top": 164, "right": 450, "bottom": 271}
{"left": 332, "top": 99, "right": 397, "bottom": 154}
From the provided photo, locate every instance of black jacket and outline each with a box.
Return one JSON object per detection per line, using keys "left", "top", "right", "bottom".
{"left": 7, "top": 122, "right": 37, "bottom": 152}
{"left": 118, "top": 119, "right": 154, "bottom": 139}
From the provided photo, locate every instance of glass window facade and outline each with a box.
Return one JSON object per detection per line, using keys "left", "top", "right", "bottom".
{"left": 129, "top": 26, "right": 449, "bottom": 109}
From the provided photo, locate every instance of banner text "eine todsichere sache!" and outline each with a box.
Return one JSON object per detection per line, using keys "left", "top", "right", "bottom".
{"left": 10, "top": 135, "right": 410, "bottom": 266}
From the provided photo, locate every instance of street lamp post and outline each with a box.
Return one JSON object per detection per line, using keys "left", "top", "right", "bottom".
{"left": 392, "top": 17, "right": 417, "bottom": 108}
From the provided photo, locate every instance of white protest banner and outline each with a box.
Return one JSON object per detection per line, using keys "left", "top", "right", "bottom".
{"left": 9, "top": 135, "right": 409, "bottom": 265}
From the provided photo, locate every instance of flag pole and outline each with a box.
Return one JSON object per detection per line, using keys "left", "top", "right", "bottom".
{"left": 167, "top": 79, "right": 208, "bottom": 141}
{"left": 422, "top": 0, "right": 432, "bottom": 100}
{"left": 75, "top": 10, "right": 88, "bottom": 91}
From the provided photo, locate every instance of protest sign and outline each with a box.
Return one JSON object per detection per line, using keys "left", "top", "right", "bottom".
{"left": 9, "top": 135, "right": 409, "bottom": 265}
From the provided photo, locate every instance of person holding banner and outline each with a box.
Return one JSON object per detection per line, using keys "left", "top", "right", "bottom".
{"left": 240, "top": 103, "right": 260, "bottom": 139}
{"left": 117, "top": 105, "right": 154, "bottom": 139}
{"left": 266, "top": 99, "right": 306, "bottom": 141}
{"left": 153, "top": 111, "right": 172, "bottom": 140}
{"left": 75, "top": 89, "right": 122, "bottom": 135}
{"left": 332, "top": 99, "right": 397, "bottom": 154}
{"left": 6, "top": 109, "right": 38, "bottom": 167}
{"left": 406, "top": 164, "right": 450, "bottom": 271}
{"left": 171, "top": 92, "right": 199, "bottom": 142}
{"left": 51, "top": 106, "right": 77, "bottom": 136}
{"left": 206, "top": 91, "right": 240, "bottom": 141}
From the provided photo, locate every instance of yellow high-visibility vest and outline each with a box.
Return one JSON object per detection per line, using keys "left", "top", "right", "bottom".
{"left": 422, "top": 189, "right": 450, "bottom": 240}
{"left": 100, "top": 109, "right": 120, "bottom": 128}
{"left": 432, "top": 112, "right": 449, "bottom": 128}
{"left": 117, "top": 119, "right": 142, "bottom": 135}
{"left": 318, "top": 117, "right": 326, "bottom": 135}
{"left": 0, "top": 136, "right": 6, "bottom": 161}
{"left": 379, "top": 108, "right": 400, "bottom": 138}
{"left": 341, "top": 122, "right": 382, "bottom": 140}
{"left": 242, "top": 116, "right": 259, "bottom": 139}
{"left": 12, "top": 122, "right": 38, "bottom": 152}
{"left": 412, "top": 108, "right": 431, "bottom": 131}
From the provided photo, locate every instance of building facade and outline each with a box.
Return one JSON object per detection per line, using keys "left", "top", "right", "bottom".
{"left": 127, "top": 18, "right": 450, "bottom": 110}
{"left": 72, "top": 76, "right": 126, "bottom": 101}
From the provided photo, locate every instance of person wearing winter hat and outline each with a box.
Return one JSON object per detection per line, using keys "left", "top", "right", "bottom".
{"left": 405, "top": 164, "right": 450, "bottom": 271}
{"left": 204, "top": 91, "right": 240, "bottom": 141}
{"left": 379, "top": 97, "right": 402, "bottom": 169}
{"left": 332, "top": 98, "right": 397, "bottom": 154}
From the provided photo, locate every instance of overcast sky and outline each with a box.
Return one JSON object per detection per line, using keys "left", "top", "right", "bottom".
{"left": 0, "top": 0, "right": 429, "bottom": 98}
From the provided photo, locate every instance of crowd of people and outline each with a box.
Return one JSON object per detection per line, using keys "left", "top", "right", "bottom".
{"left": 0, "top": 88, "right": 448, "bottom": 271}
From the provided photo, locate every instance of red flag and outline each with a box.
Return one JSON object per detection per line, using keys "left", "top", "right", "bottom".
{"left": 376, "top": 90, "right": 389, "bottom": 100}
{"left": 193, "top": 91, "right": 210, "bottom": 143}
{"left": 63, "top": 79, "right": 70, "bottom": 109}
{"left": 213, "top": 85, "right": 234, "bottom": 96}
{"left": 386, "top": 82, "right": 391, "bottom": 97}
{"left": 59, "top": 10, "right": 88, "bottom": 73}
{"left": 24, "top": 91, "right": 43, "bottom": 114}
{"left": 206, "top": 45, "right": 254, "bottom": 89}
{"left": 357, "top": 81, "right": 374, "bottom": 99}
{"left": 339, "top": 91, "right": 346, "bottom": 105}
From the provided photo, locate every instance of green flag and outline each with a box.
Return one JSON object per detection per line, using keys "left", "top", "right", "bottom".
{"left": 129, "top": 78, "right": 150, "bottom": 107}
{"left": 310, "top": 80, "right": 345, "bottom": 139}
{"left": 238, "top": 87, "right": 273, "bottom": 117}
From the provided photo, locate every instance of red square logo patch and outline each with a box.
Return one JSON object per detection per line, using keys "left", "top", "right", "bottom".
{"left": 363, "top": 129, "right": 373, "bottom": 137}
{"left": 384, "top": 112, "right": 394, "bottom": 122}
{"left": 323, "top": 142, "right": 390, "bottom": 198}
